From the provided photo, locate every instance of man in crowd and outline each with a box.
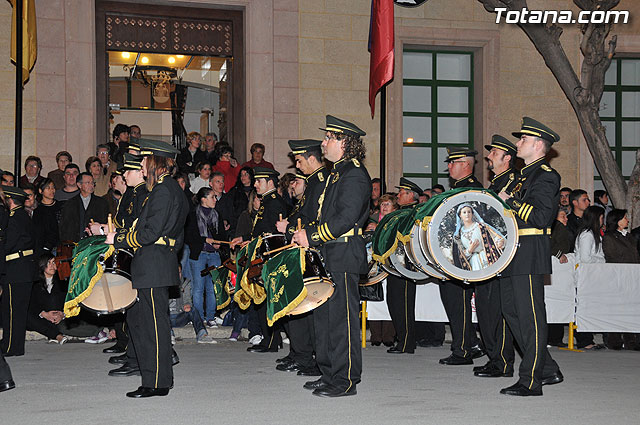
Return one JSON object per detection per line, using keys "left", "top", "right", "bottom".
{"left": 47, "top": 151, "right": 72, "bottom": 190}
{"left": 102, "top": 171, "right": 125, "bottom": 217}
{"left": 203, "top": 132, "right": 218, "bottom": 164}
{"left": 473, "top": 135, "right": 518, "bottom": 379}
{"left": 54, "top": 163, "right": 80, "bottom": 206}
{"left": 293, "top": 115, "right": 371, "bottom": 398}
{"left": 439, "top": 147, "right": 483, "bottom": 366}
{"left": 385, "top": 177, "right": 422, "bottom": 355}
{"left": 497, "top": 117, "right": 563, "bottom": 396}
{"left": 108, "top": 124, "right": 130, "bottom": 165}
{"left": 567, "top": 189, "right": 590, "bottom": 251}
{"left": 129, "top": 124, "right": 141, "bottom": 141}
{"left": 1, "top": 172, "right": 15, "bottom": 186}
{"left": 242, "top": 143, "right": 274, "bottom": 169}
{"left": 19, "top": 156, "right": 44, "bottom": 188}
{"left": 559, "top": 187, "right": 571, "bottom": 211}
{"left": 370, "top": 177, "right": 381, "bottom": 212}
{"left": 59, "top": 172, "right": 109, "bottom": 242}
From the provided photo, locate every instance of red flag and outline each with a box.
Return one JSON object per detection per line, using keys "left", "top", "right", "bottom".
{"left": 368, "top": 0, "right": 394, "bottom": 118}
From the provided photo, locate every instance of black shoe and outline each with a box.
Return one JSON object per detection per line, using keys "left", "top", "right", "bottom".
{"left": 276, "top": 356, "right": 293, "bottom": 364}
{"left": 126, "top": 386, "right": 170, "bottom": 398}
{"left": 470, "top": 345, "right": 486, "bottom": 359}
{"left": 108, "top": 364, "right": 141, "bottom": 377}
{"left": 439, "top": 354, "right": 473, "bottom": 365}
{"left": 548, "top": 341, "right": 568, "bottom": 348}
{"left": 103, "top": 344, "right": 126, "bottom": 354}
{"left": 247, "top": 344, "right": 277, "bottom": 353}
{"left": 500, "top": 382, "right": 542, "bottom": 396}
{"left": 383, "top": 341, "right": 394, "bottom": 347}
{"left": 303, "top": 378, "right": 328, "bottom": 391}
{"left": 0, "top": 379, "right": 15, "bottom": 392}
{"left": 297, "top": 366, "right": 322, "bottom": 377}
{"left": 276, "top": 362, "right": 301, "bottom": 372}
{"left": 172, "top": 349, "right": 180, "bottom": 366}
{"left": 474, "top": 365, "right": 514, "bottom": 378}
{"left": 312, "top": 384, "right": 357, "bottom": 398}
{"left": 473, "top": 361, "right": 492, "bottom": 373}
{"left": 370, "top": 341, "right": 382, "bottom": 346}
{"left": 108, "top": 353, "right": 128, "bottom": 365}
{"left": 541, "top": 370, "right": 564, "bottom": 386}
{"left": 387, "top": 345, "right": 414, "bottom": 354}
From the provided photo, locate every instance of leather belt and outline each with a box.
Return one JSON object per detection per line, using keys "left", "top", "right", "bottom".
{"left": 518, "top": 228, "right": 551, "bottom": 236}
{"left": 6, "top": 249, "right": 34, "bottom": 261}
{"left": 154, "top": 237, "right": 176, "bottom": 247}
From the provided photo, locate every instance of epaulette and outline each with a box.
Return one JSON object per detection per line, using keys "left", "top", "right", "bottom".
{"left": 270, "top": 193, "right": 276, "bottom": 199}
{"left": 541, "top": 164, "right": 552, "bottom": 172}
{"left": 352, "top": 159, "right": 360, "bottom": 167}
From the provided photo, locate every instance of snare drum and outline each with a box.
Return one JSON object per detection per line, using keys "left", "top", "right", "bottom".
{"left": 81, "top": 249, "right": 138, "bottom": 314}
{"left": 288, "top": 248, "right": 334, "bottom": 315}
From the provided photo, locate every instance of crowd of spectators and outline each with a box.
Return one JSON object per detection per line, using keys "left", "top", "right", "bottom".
{"left": 2, "top": 125, "right": 640, "bottom": 358}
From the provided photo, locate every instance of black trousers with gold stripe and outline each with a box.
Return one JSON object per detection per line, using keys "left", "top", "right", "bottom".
{"left": 313, "top": 270, "right": 361, "bottom": 391}
{"left": 288, "top": 312, "right": 316, "bottom": 369}
{"left": 500, "top": 274, "right": 559, "bottom": 390}
{"left": 0, "top": 350, "right": 12, "bottom": 382}
{"left": 439, "top": 280, "right": 478, "bottom": 358}
{"left": 475, "top": 278, "right": 514, "bottom": 371}
{"left": 386, "top": 275, "right": 416, "bottom": 351}
{"left": 0, "top": 282, "right": 33, "bottom": 356}
{"left": 127, "top": 287, "right": 172, "bottom": 389}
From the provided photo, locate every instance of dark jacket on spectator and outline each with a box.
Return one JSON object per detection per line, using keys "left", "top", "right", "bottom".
{"left": 602, "top": 230, "right": 640, "bottom": 264}
{"left": 184, "top": 205, "right": 227, "bottom": 261}
{"left": 32, "top": 202, "right": 61, "bottom": 253}
{"left": 550, "top": 220, "right": 571, "bottom": 259}
{"left": 566, "top": 213, "right": 582, "bottom": 253}
{"left": 102, "top": 188, "right": 120, "bottom": 218}
{"left": 59, "top": 194, "right": 109, "bottom": 242}
{"left": 177, "top": 147, "right": 207, "bottom": 176}
{"left": 47, "top": 169, "right": 65, "bottom": 190}
{"left": 19, "top": 174, "right": 44, "bottom": 189}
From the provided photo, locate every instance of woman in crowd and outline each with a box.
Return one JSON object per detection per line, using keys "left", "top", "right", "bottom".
{"left": 32, "top": 178, "right": 61, "bottom": 254}
{"left": 212, "top": 145, "right": 241, "bottom": 193}
{"left": 574, "top": 205, "right": 606, "bottom": 350}
{"left": 367, "top": 193, "right": 398, "bottom": 347}
{"left": 189, "top": 161, "right": 212, "bottom": 194}
{"left": 185, "top": 187, "right": 226, "bottom": 327}
{"left": 26, "top": 254, "right": 67, "bottom": 344}
{"left": 227, "top": 166, "right": 255, "bottom": 232}
{"left": 602, "top": 208, "right": 640, "bottom": 350}
{"left": 177, "top": 132, "right": 207, "bottom": 177}
{"left": 86, "top": 156, "right": 109, "bottom": 197}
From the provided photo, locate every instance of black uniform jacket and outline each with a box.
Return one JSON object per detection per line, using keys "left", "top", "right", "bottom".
{"left": 305, "top": 158, "right": 371, "bottom": 274}
{"left": 114, "top": 174, "right": 189, "bottom": 289}
{"left": 4, "top": 206, "right": 37, "bottom": 284}
{"left": 114, "top": 182, "right": 148, "bottom": 230}
{"left": 250, "top": 188, "right": 287, "bottom": 239}
{"left": 0, "top": 205, "right": 8, "bottom": 283}
{"left": 59, "top": 194, "right": 109, "bottom": 242}
{"left": 502, "top": 158, "right": 560, "bottom": 276}
{"left": 453, "top": 173, "right": 483, "bottom": 189}
{"left": 285, "top": 166, "right": 329, "bottom": 241}
{"left": 489, "top": 168, "right": 519, "bottom": 193}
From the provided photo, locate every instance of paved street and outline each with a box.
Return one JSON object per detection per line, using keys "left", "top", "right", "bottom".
{"left": 2, "top": 333, "right": 639, "bottom": 425}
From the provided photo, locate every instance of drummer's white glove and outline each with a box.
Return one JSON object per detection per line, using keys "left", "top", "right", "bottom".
{"left": 293, "top": 229, "right": 309, "bottom": 247}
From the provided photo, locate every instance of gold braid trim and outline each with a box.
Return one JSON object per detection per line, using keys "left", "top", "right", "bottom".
{"left": 239, "top": 237, "right": 266, "bottom": 304}
{"left": 266, "top": 248, "right": 308, "bottom": 327}
{"left": 216, "top": 280, "right": 234, "bottom": 311}
{"left": 233, "top": 289, "right": 253, "bottom": 310}
{"left": 63, "top": 245, "right": 115, "bottom": 318}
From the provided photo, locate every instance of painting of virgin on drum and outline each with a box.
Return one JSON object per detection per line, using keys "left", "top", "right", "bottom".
{"left": 438, "top": 202, "right": 507, "bottom": 272}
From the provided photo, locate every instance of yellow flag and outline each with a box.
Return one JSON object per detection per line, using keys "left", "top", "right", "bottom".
{"left": 9, "top": 0, "right": 37, "bottom": 85}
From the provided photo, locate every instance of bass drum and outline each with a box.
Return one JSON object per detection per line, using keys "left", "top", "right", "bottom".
{"left": 406, "top": 222, "right": 447, "bottom": 280}
{"left": 360, "top": 235, "right": 388, "bottom": 286}
{"left": 81, "top": 249, "right": 138, "bottom": 314}
{"left": 384, "top": 243, "right": 430, "bottom": 281}
{"left": 418, "top": 190, "right": 519, "bottom": 282}
{"left": 288, "top": 248, "right": 334, "bottom": 315}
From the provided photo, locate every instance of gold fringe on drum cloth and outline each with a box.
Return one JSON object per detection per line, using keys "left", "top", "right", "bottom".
{"left": 233, "top": 236, "right": 266, "bottom": 309}
{"left": 262, "top": 247, "right": 308, "bottom": 327}
{"left": 63, "top": 244, "right": 115, "bottom": 318}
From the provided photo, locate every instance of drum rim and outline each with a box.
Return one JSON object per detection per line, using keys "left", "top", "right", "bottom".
{"left": 359, "top": 270, "right": 388, "bottom": 286}
{"left": 288, "top": 278, "right": 335, "bottom": 316}
{"left": 425, "top": 190, "right": 519, "bottom": 282}
{"left": 408, "top": 223, "right": 447, "bottom": 280}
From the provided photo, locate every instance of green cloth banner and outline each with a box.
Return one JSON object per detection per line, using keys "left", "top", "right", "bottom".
{"left": 371, "top": 208, "right": 413, "bottom": 263}
{"left": 211, "top": 266, "right": 232, "bottom": 310}
{"left": 233, "top": 236, "right": 266, "bottom": 309}
{"left": 64, "top": 236, "right": 114, "bottom": 318}
{"left": 261, "top": 247, "right": 307, "bottom": 327}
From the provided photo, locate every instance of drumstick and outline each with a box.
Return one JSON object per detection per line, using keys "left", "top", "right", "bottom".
{"left": 279, "top": 214, "right": 283, "bottom": 221}
{"left": 107, "top": 214, "right": 114, "bottom": 233}
{"left": 262, "top": 242, "right": 297, "bottom": 257}
{"left": 210, "top": 240, "right": 232, "bottom": 245}
{"left": 297, "top": 218, "right": 302, "bottom": 231}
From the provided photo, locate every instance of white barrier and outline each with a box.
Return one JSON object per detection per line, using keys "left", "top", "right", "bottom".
{"left": 366, "top": 253, "right": 640, "bottom": 331}
{"left": 575, "top": 263, "right": 640, "bottom": 332}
